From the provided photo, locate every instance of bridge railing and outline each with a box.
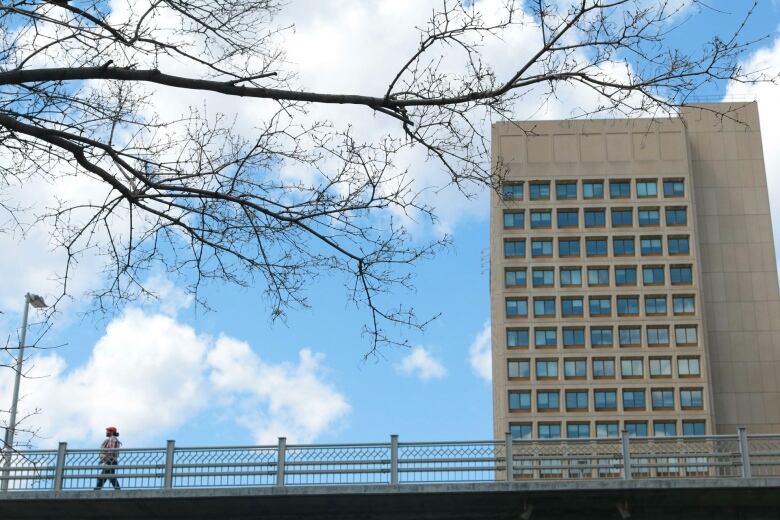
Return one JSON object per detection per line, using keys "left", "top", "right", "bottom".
{"left": 1, "top": 429, "right": 779, "bottom": 492}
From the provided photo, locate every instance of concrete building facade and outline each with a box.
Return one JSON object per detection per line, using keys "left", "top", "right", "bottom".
{"left": 490, "top": 102, "right": 780, "bottom": 440}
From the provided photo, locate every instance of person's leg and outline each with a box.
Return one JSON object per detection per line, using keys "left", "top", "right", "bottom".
{"left": 95, "top": 467, "right": 108, "bottom": 490}
{"left": 109, "top": 461, "right": 120, "bottom": 490}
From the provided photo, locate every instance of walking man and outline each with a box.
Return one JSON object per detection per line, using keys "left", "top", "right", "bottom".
{"left": 94, "top": 426, "right": 122, "bottom": 490}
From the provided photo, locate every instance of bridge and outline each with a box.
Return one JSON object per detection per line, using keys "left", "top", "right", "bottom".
{"left": 2, "top": 430, "right": 780, "bottom": 518}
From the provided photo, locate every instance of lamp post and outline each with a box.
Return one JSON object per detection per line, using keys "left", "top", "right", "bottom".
{"left": 1, "top": 293, "right": 47, "bottom": 492}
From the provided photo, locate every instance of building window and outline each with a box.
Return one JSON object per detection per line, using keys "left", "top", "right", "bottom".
{"left": 638, "top": 208, "right": 660, "bottom": 226}
{"left": 567, "top": 423, "right": 590, "bottom": 438}
{"left": 537, "top": 391, "right": 560, "bottom": 411}
{"left": 611, "top": 208, "right": 633, "bottom": 227}
{"left": 504, "top": 238, "right": 526, "bottom": 257}
{"left": 529, "top": 181, "right": 550, "bottom": 200}
{"left": 642, "top": 266, "right": 665, "bottom": 285}
{"left": 531, "top": 210, "right": 552, "bottom": 229}
{"left": 507, "top": 328, "right": 529, "bottom": 348}
{"left": 675, "top": 325, "right": 698, "bottom": 345}
{"left": 534, "top": 297, "right": 556, "bottom": 318}
{"left": 653, "top": 421, "right": 677, "bottom": 437}
{"left": 584, "top": 208, "right": 606, "bottom": 227}
{"left": 624, "top": 422, "right": 647, "bottom": 437}
{"left": 590, "top": 327, "right": 613, "bottom": 347}
{"left": 621, "top": 358, "right": 644, "bottom": 378}
{"left": 594, "top": 390, "right": 617, "bottom": 410}
{"left": 663, "top": 179, "right": 685, "bottom": 197}
{"left": 613, "top": 237, "right": 635, "bottom": 256}
{"left": 622, "top": 389, "right": 646, "bottom": 410}
{"left": 649, "top": 357, "right": 673, "bottom": 377}
{"left": 557, "top": 209, "right": 579, "bottom": 228}
{"left": 670, "top": 265, "right": 693, "bottom": 285}
{"left": 673, "top": 295, "right": 695, "bottom": 314}
{"left": 636, "top": 179, "right": 658, "bottom": 197}
{"left": 508, "top": 359, "right": 531, "bottom": 379}
{"left": 538, "top": 423, "right": 561, "bottom": 439}
{"left": 563, "top": 327, "right": 585, "bottom": 348}
{"left": 587, "top": 267, "right": 610, "bottom": 286}
{"left": 583, "top": 180, "right": 604, "bottom": 199}
{"left": 593, "top": 358, "right": 615, "bottom": 378}
{"left": 560, "top": 267, "right": 582, "bottom": 286}
{"left": 677, "top": 357, "right": 700, "bottom": 377}
{"left": 531, "top": 238, "right": 553, "bottom": 257}
{"left": 665, "top": 207, "right": 687, "bottom": 226}
{"left": 680, "top": 389, "right": 704, "bottom": 409}
{"left": 502, "top": 182, "right": 524, "bottom": 200}
{"left": 651, "top": 389, "right": 675, "bottom": 410}
{"left": 682, "top": 421, "right": 705, "bottom": 436}
{"left": 619, "top": 326, "right": 641, "bottom": 347}
{"left": 535, "top": 359, "right": 559, "bottom": 379}
{"left": 609, "top": 180, "right": 631, "bottom": 198}
{"left": 668, "top": 236, "right": 690, "bottom": 255}
{"left": 506, "top": 298, "right": 528, "bottom": 318}
{"left": 510, "top": 423, "right": 533, "bottom": 439}
{"left": 645, "top": 296, "right": 667, "bottom": 315}
{"left": 596, "top": 422, "right": 619, "bottom": 438}
{"left": 503, "top": 210, "right": 525, "bottom": 229}
{"left": 532, "top": 268, "right": 554, "bottom": 287}
{"left": 640, "top": 236, "right": 663, "bottom": 255}
{"left": 535, "top": 328, "right": 558, "bottom": 348}
{"left": 556, "top": 181, "right": 578, "bottom": 200}
{"left": 566, "top": 391, "right": 588, "bottom": 411}
{"left": 589, "top": 296, "right": 612, "bottom": 317}
{"left": 561, "top": 297, "right": 584, "bottom": 317}
{"left": 564, "top": 359, "right": 587, "bottom": 379}
{"left": 509, "top": 391, "right": 531, "bottom": 411}
{"left": 615, "top": 266, "right": 637, "bottom": 286}
{"left": 559, "top": 238, "right": 580, "bottom": 257}
{"left": 586, "top": 238, "right": 608, "bottom": 256}
{"left": 505, "top": 268, "right": 527, "bottom": 287}
{"left": 616, "top": 296, "right": 639, "bottom": 316}
{"left": 647, "top": 326, "right": 670, "bottom": 346}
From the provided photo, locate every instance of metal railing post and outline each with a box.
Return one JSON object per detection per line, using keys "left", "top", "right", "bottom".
{"left": 163, "top": 440, "right": 175, "bottom": 489}
{"left": 390, "top": 434, "right": 399, "bottom": 485}
{"left": 53, "top": 442, "right": 67, "bottom": 491}
{"left": 504, "top": 432, "right": 513, "bottom": 482}
{"left": 737, "top": 427, "right": 751, "bottom": 478}
{"left": 276, "top": 437, "right": 286, "bottom": 486}
{"left": 621, "top": 431, "right": 632, "bottom": 480}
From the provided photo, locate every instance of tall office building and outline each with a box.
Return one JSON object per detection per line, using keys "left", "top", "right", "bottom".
{"left": 490, "top": 102, "right": 780, "bottom": 440}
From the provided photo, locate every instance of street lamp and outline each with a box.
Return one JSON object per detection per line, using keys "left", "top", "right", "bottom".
{"left": 1, "top": 293, "right": 48, "bottom": 492}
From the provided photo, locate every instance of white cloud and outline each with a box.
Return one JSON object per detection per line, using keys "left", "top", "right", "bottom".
{"left": 468, "top": 321, "right": 492, "bottom": 381}
{"left": 0, "top": 305, "right": 349, "bottom": 448}
{"left": 397, "top": 346, "right": 446, "bottom": 381}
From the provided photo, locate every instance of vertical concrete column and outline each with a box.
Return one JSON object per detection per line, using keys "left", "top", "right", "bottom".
{"left": 504, "top": 432, "right": 513, "bottom": 482}
{"left": 53, "top": 442, "right": 67, "bottom": 491}
{"left": 737, "top": 428, "right": 752, "bottom": 479}
{"left": 276, "top": 437, "right": 286, "bottom": 487}
{"left": 621, "top": 431, "right": 632, "bottom": 480}
{"left": 390, "top": 434, "right": 399, "bottom": 485}
{"left": 163, "top": 440, "right": 175, "bottom": 490}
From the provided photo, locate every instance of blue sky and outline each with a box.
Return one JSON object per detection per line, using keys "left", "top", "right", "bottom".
{"left": 2, "top": 0, "right": 780, "bottom": 450}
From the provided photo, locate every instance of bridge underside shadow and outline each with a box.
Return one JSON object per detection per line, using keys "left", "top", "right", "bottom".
{"left": 3, "top": 479, "right": 780, "bottom": 519}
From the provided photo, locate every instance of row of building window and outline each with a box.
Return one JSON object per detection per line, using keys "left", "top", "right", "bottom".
{"left": 502, "top": 178, "right": 685, "bottom": 202}
{"left": 506, "top": 325, "right": 698, "bottom": 349}
{"left": 505, "top": 206, "right": 688, "bottom": 229}
{"left": 509, "top": 420, "right": 704, "bottom": 440}
{"left": 505, "top": 294, "right": 695, "bottom": 319}
{"left": 508, "top": 356, "right": 701, "bottom": 380}
{"left": 503, "top": 235, "right": 690, "bottom": 258}
{"left": 508, "top": 388, "right": 704, "bottom": 413}
{"left": 506, "top": 265, "right": 694, "bottom": 289}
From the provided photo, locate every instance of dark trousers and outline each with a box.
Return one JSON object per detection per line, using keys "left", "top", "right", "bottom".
{"left": 95, "top": 460, "right": 120, "bottom": 490}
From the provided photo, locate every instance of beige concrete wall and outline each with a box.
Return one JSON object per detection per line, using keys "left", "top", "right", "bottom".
{"left": 683, "top": 103, "right": 780, "bottom": 434}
